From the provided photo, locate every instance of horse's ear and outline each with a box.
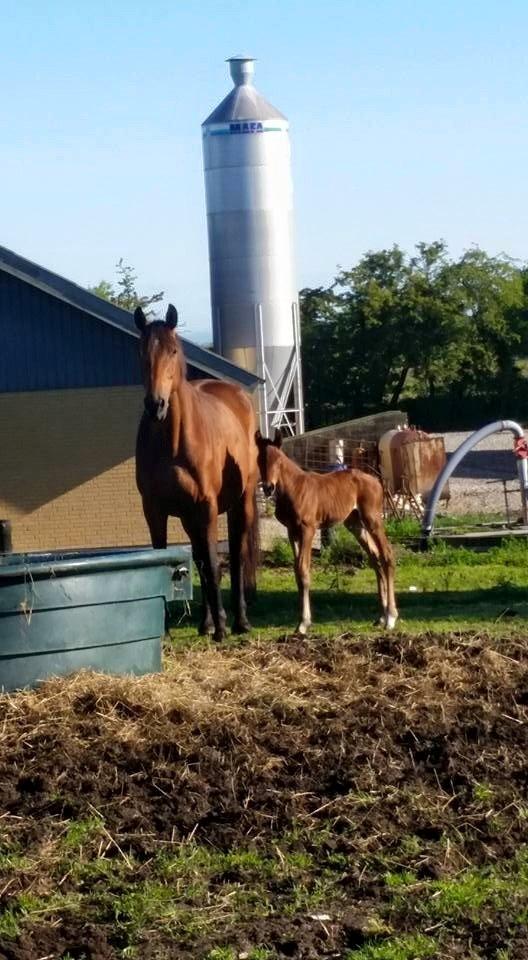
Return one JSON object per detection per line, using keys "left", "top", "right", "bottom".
{"left": 255, "top": 429, "right": 262, "bottom": 444}
{"left": 166, "top": 304, "right": 178, "bottom": 329}
{"left": 273, "top": 428, "right": 283, "bottom": 448}
{"left": 134, "top": 306, "right": 148, "bottom": 332}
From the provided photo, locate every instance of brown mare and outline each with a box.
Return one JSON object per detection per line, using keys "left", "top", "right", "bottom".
{"left": 256, "top": 430, "right": 398, "bottom": 634}
{"left": 135, "top": 304, "right": 259, "bottom": 641}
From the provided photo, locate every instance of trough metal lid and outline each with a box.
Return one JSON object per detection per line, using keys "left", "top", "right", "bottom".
{"left": 0, "top": 546, "right": 192, "bottom": 580}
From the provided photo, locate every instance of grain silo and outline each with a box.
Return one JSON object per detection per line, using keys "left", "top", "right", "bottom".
{"left": 202, "top": 56, "right": 304, "bottom": 436}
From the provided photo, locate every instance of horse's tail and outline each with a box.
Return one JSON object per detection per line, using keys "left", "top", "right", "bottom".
{"left": 244, "top": 488, "right": 260, "bottom": 601}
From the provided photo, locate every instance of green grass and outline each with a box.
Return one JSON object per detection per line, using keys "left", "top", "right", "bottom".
{"left": 384, "top": 512, "right": 508, "bottom": 543}
{"left": 0, "top": 891, "right": 82, "bottom": 939}
{"left": 169, "top": 533, "right": 528, "bottom": 647}
{"left": 413, "top": 850, "right": 528, "bottom": 924}
{"left": 0, "top": 834, "right": 346, "bottom": 948}
{"left": 345, "top": 934, "right": 437, "bottom": 960}
{"left": 5, "top": 825, "right": 526, "bottom": 957}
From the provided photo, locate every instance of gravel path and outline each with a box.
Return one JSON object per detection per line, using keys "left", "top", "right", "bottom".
{"left": 440, "top": 429, "right": 523, "bottom": 516}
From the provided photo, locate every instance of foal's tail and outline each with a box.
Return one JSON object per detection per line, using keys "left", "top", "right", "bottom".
{"left": 244, "top": 489, "right": 260, "bottom": 601}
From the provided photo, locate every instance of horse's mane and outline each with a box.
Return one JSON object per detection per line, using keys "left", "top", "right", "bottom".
{"left": 178, "top": 336, "right": 188, "bottom": 380}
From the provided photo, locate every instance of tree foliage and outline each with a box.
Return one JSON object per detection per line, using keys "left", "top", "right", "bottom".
{"left": 89, "top": 259, "right": 164, "bottom": 316}
{"left": 300, "top": 242, "right": 527, "bottom": 430}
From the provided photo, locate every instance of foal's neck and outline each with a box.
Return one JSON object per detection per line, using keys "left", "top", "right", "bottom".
{"left": 277, "top": 450, "right": 303, "bottom": 498}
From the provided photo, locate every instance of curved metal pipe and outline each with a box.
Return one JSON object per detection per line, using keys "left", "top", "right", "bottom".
{"left": 421, "top": 420, "right": 528, "bottom": 545}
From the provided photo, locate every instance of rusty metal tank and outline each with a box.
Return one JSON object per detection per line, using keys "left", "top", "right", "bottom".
{"left": 379, "top": 428, "right": 448, "bottom": 500}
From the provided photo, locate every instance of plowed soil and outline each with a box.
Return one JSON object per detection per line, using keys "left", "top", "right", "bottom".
{"left": 0, "top": 631, "right": 527, "bottom": 959}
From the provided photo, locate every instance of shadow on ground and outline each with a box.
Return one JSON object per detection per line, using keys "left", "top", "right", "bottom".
{"left": 171, "top": 582, "right": 528, "bottom": 635}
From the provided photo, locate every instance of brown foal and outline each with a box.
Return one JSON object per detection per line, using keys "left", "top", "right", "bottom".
{"left": 256, "top": 430, "right": 398, "bottom": 634}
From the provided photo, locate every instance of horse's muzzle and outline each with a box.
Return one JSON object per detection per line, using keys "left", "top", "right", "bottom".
{"left": 144, "top": 394, "right": 168, "bottom": 421}
{"left": 262, "top": 482, "right": 276, "bottom": 497}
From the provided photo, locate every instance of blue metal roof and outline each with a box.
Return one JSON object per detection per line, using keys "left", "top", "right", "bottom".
{"left": 0, "top": 272, "right": 140, "bottom": 391}
{"left": 0, "top": 244, "right": 261, "bottom": 392}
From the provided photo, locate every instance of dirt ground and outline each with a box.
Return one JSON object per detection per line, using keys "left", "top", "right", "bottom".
{"left": 0, "top": 632, "right": 527, "bottom": 958}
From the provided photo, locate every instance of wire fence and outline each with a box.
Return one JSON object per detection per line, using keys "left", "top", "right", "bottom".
{"left": 259, "top": 418, "right": 527, "bottom": 548}
{"left": 257, "top": 412, "right": 410, "bottom": 547}
{"left": 282, "top": 410, "right": 407, "bottom": 476}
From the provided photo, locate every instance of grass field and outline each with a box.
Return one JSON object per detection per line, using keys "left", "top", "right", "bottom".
{"left": 0, "top": 530, "right": 527, "bottom": 959}
{"left": 174, "top": 533, "right": 528, "bottom": 645}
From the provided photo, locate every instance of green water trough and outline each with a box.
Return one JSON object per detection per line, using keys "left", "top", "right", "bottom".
{"left": 0, "top": 546, "right": 193, "bottom": 692}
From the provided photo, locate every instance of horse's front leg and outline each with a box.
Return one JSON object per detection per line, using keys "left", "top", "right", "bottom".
{"left": 193, "top": 513, "right": 227, "bottom": 643}
{"left": 181, "top": 516, "right": 214, "bottom": 635}
{"left": 142, "top": 498, "right": 168, "bottom": 549}
{"left": 296, "top": 525, "right": 315, "bottom": 636}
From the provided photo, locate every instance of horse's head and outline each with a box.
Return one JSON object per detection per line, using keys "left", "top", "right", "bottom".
{"left": 255, "top": 428, "right": 283, "bottom": 496}
{"left": 135, "top": 304, "right": 185, "bottom": 421}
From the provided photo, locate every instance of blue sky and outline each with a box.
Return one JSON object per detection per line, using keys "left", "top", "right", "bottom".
{"left": 1, "top": 0, "right": 526, "bottom": 342}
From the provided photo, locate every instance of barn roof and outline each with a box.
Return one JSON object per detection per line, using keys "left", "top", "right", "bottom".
{"left": 0, "top": 244, "right": 260, "bottom": 389}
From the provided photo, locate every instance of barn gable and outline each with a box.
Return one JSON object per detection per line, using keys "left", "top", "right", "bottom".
{"left": 0, "top": 244, "right": 260, "bottom": 393}
{"left": 0, "top": 271, "right": 141, "bottom": 391}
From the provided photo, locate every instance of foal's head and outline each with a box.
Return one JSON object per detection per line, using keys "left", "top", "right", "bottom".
{"left": 255, "top": 429, "right": 283, "bottom": 496}
{"left": 135, "top": 304, "right": 185, "bottom": 421}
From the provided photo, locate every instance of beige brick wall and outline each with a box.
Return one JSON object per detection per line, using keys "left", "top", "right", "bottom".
{"left": 0, "top": 386, "right": 195, "bottom": 553}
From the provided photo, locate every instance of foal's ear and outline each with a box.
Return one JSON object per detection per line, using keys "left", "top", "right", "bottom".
{"left": 166, "top": 304, "right": 178, "bottom": 328}
{"left": 134, "top": 306, "right": 148, "bottom": 332}
{"left": 273, "top": 428, "right": 283, "bottom": 448}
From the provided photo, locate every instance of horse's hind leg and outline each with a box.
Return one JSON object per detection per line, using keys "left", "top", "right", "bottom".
{"left": 196, "top": 561, "right": 214, "bottom": 635}
{"left": 347, "top": 509, "right": 398, "bottom": 629}
{"left": 182, "top": 510, "right": 226, "bottom": 642}
{"left": 345, "top": 511, "right": 388, "bottom": 627}
{"left": 227, "top": 499, "right": 251, "bottom": 635}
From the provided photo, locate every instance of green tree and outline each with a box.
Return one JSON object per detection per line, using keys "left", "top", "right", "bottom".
{"left": 334, "top": 241, "right": 461, "bottom": 407}
{"left": 300, "top": 242, "right": 527, "bottom": 430}
{"left": 89, "top": 259, "right": 164, "bottom": 315}
{"left": 448, "top": 248, "right": 524, "bottom": 398}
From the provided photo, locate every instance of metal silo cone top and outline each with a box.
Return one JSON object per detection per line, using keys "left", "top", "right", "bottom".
{"left": 227, "top": 56, "right": 256, "bottom": 85}
{"left": 203, "top": 56, "right": 287, "bottom": 125}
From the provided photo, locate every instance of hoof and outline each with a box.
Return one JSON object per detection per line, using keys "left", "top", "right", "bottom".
{"left": 198, "top": 622, "right": 214, "bottom": 636}
{"left": 212, "top": 629, "right": 227, "bottom": 643}
{"left": 385, "top": 614, "right": 398, "bottom": 631}
{"left": 296, "top": 622, "right": 310, "bottom": 636}
{"left": 232, "top": 620, "right": 252, "bottom": 635}
{"left": 374, "top": 615, "right": 386, "bottom": 628}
